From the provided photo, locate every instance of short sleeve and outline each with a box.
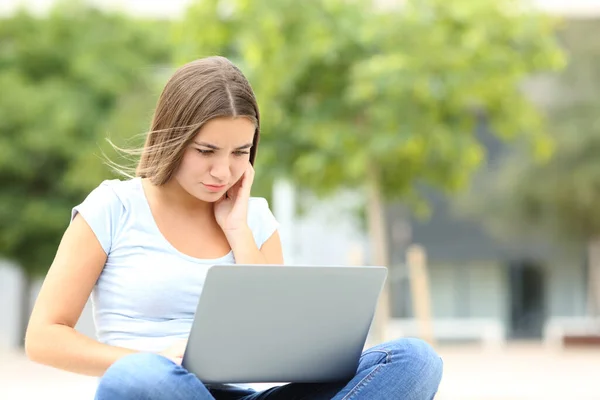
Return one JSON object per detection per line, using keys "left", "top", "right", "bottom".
{"left": 70, "top": 180, "right": 124, "bottom": 255}
{"left": 247, "top": 197, "right": 279, "bottom": 249}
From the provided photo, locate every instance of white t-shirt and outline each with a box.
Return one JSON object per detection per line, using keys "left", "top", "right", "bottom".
{"left": 71, "top": 177, "right": 279, "bottom": 353}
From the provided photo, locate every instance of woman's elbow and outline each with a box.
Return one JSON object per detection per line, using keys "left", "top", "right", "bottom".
{"left": 24, "top": 323, "right": 49, "bottom": 363}
{"left": 24, "top": 329, "right": 40, "bottom": 361}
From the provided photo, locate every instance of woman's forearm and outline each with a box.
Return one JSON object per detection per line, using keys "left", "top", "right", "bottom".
{"left": 225, "top": 226, "right": 267, "bottom": 264}
{"left": 25, "top": 324, "right": 136, "bottom": 377}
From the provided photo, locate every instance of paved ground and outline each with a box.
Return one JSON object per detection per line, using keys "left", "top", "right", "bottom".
{"left": 2, "top": 342, "right": 599, "bottom": 399}
{"left": 435, "top": 343, "right": 600, "bottom": 400}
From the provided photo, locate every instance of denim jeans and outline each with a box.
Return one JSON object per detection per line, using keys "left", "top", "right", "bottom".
{"left": 95, "top": 338, "right": 443, "bottom": 399}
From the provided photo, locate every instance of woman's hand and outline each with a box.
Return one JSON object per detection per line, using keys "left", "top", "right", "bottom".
{"left": 159, "top": 339, "right": 188, "bottom": 365}
{"left": 214, "top": 162, "right": 254, "bottom": 233}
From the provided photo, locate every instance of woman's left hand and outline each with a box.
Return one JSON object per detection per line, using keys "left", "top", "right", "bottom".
{"left": 214, "top": 162, "right": 254, "bottom": 233}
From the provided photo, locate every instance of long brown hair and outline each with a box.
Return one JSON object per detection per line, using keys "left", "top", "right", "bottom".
{"left": 109, "top": 56, "right": 260, "bottom": 185}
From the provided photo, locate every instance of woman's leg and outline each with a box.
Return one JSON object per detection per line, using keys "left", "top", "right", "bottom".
{"left": 95, "top": 353, "right": 222, "bottom": 400}
{"left": 331, "top": 338, "right": 443, "bottom": 400}
{"left": 244, "top": 338, "right": 443, "bottom": 400}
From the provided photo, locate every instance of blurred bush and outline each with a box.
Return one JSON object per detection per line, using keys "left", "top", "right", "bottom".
{"left": 0, "top": 3, "right": 171, "bottom": 345}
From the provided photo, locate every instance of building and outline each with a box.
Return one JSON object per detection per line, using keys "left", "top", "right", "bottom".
{"left": 386, "top": 123, "right": 589, "bottom": 343}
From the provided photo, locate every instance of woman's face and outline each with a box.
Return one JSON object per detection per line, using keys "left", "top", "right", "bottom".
{"left": 174, "top": 116, "right": 255, "bottom": 202}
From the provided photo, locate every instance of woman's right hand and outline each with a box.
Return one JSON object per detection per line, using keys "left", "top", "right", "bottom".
{"left": 159, "top": 339, "right": 188, "bottom": 365}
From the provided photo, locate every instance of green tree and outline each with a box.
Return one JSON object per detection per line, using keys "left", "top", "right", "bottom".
{"left": 176, "top": 0, "right": 564, "bottom": 342}
{"left": 0, "top": 4, "right": 171, "bottom": 347}
{"left": 457, "top": 18, "right": 600, "bottom": 320}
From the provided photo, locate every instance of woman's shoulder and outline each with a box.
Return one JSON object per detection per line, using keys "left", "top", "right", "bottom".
{"left": 71, "top": 178, "right": 141, "bottom": 254}
{"left": 81, "top": 177, "right": 141, "bottom": 207}
{"left": 248, "top": 196, "right": 269, "bottom": 209}
{"left": 72, "top": 178, "right": 142, "bottom": 222}
{"left": 247, "top": 197, "right": 279, "bottom": 248}
{"left": 247, "top": 196, "right": 275, "bottom": 219}
{"left": 94, "top": 177, "right": 141, "bottom": 197}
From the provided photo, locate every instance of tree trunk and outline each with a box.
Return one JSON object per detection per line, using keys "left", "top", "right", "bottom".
{"left": 17, "top": 271, "right": 34, "bottom": 348}
{"left": 365, "top": 163, "right": 391, "bottom": 345}
{"left": 406, "top": 245, "right": 435, "bottom": 345}
{"left": 587, "top": 238, "right": 600, "bottom": 319}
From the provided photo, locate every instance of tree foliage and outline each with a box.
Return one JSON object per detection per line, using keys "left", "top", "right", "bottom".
{"left": 457, "top": 18, "right": 600, "bottom": 244}
{"left": 0, "top": 4, "right": 171, "bottom": 278}
{"left": 176, "top": 0, "right": 564, "bottom": 212}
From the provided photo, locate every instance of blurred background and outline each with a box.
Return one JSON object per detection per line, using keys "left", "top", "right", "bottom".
{"left": 1, "top": 0, "right": 600, "bottom": 399}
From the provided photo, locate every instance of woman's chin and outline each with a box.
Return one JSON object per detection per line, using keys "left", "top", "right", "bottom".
{"left": 197, "top": 191, "right": 226, "bottom": 203}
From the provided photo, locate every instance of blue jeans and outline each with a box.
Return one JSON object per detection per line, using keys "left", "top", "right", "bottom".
{"left": 95, "top": 338, "right": 443, "bottom": 399}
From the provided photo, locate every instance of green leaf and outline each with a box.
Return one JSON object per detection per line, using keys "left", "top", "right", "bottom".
{"left": 0, "top": 5, "right": 171, "bottom": 276}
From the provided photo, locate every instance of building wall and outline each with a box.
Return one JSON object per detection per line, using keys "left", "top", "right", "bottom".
{"left": 420, "top": 262, "right": 507, "bottom": 322}
{"left": 435, "top": 260, "right": 589, "bottom": 321}
{"left": 547, "top": 261, "right": 588, "bottom": 317}
{"left": 390, "top": 254, "right": 588, "bottom": 338}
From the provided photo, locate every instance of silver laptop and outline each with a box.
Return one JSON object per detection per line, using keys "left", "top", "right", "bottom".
{"left": 181, "top": 264, "right": 387, "bottom": 384}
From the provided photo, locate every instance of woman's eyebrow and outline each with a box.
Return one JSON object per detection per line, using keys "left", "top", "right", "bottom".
{"left": 194, "top": 141, "right": 253, "bottom": 150}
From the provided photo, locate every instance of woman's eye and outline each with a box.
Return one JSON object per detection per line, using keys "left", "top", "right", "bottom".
{"left": 233, "top": 151, "right": 250, "bottom": 156}
{"left": 197, "top": 149, "right": 213, "bottom": 155}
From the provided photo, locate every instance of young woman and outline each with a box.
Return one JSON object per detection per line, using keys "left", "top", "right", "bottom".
{"left": 25, "top": 56, "right": 443, "bottom": 399}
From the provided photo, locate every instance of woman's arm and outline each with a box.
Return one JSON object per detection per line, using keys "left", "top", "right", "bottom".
{"left": 25, "top": 214, "right": 137, "bottom": 377}
{"left": 226, "top": 228, "right": 284, "bottom": 264}
{"left": 215, "top": 163, "right": 284, "bottom": 265}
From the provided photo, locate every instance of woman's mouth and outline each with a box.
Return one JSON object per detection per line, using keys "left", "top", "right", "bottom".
{"left": 203, "top": 183, "right": 226, "bottom": 192}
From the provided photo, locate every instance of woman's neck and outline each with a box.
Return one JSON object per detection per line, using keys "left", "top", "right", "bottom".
{"left": 144, "top": 178, "right": 214, "bottom": 218}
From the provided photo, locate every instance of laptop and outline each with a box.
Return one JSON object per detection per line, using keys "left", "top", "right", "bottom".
{"left": 181, "top": 264, "right": 387, "bottom": 384}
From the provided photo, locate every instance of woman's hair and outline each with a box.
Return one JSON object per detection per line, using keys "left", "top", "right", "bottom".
{"left": 109, "top": 56, "right": 260, "bottom": 185}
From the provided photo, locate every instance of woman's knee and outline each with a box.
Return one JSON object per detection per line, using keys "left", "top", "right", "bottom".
{"left": 95, "top": 353, "right": 179, "bottom": 399}
{"left": 389, "top": 338, "right": 444, "bottom": 390}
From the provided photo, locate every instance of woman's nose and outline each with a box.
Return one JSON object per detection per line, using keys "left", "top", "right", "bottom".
{"left": 209, "top": 159, "right": 231, "bottom": 182}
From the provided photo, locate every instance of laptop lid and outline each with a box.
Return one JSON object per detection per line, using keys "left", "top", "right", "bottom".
{"left": 182, "top": 264, "right": 387, "bottom": 384}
